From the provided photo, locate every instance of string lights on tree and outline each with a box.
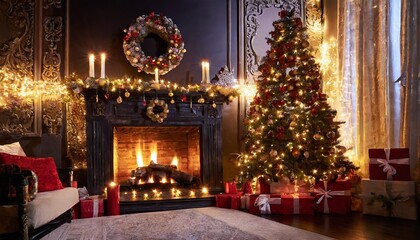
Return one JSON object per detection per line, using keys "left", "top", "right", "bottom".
{"left": 237, "top": 11, "right": 358, "bottom": 185}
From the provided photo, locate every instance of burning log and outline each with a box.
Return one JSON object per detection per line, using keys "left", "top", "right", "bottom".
{"left": 132, "top": 162, "right": 193, "bottom": 184}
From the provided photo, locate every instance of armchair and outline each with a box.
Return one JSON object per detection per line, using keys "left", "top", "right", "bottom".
{"left": 0, "top": 157, "right": 79, "bottom": 240}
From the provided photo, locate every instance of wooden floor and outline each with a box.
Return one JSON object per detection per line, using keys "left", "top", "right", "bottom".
{"left": 262, "top": 212, "right": 420, "bottom": 240}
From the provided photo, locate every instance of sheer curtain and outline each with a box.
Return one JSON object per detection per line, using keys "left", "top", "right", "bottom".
{"left": 337, "top": 0, "right": 420, "bottom": 180}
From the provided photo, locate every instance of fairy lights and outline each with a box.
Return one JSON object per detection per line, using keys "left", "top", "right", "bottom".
{"left": 0, "top": 67, "right": 69, "bottom": 107}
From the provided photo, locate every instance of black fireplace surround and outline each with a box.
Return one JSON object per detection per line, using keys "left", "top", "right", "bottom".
{"left": 84, "top": 89, "right": 224, "bottom": 195}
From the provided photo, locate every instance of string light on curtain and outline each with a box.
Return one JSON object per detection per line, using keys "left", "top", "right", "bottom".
{"left": 318, "top": 38, "right": 357, "bottom": 164}
{"left": 305, "top": 0, "right": 358, "bottom": 166}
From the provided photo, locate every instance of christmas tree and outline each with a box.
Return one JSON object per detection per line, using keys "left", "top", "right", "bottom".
{"left": 238, "top": 11, "right": 355, "bottom": 184}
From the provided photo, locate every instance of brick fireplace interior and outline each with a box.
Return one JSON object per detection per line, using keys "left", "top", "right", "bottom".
{"left": 113, "top": 126, "right": 201, "bottom": 185}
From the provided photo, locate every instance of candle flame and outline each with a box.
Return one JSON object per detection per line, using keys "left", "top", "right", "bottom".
{"left": 161, "top": 177, "right": 168, "bottom": 183}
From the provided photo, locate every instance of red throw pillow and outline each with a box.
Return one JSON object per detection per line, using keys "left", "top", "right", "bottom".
{"left": 0, "top": 153, "right": 63, "bottom": 192}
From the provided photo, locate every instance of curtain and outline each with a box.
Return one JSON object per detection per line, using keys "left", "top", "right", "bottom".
{"left": 337, "top": 0, "right": 420, "bottom": 180}
{"left": 400, "top": 0, "right": 420, "bottom": 181}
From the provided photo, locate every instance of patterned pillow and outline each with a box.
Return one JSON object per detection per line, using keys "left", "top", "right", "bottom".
{"left": 0, "top": 142, "right": 26, "bottom": 156}
{"left": 0, "top": 153, "right": 63, "bottom": 192}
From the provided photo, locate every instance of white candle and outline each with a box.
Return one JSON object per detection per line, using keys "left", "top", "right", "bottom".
{"left": 205, "top": 61, "right": 210, "bottom": 83}
{"left": 100, "top": 53, "right": 106, "bottom": 78}
{"left": 201, "top": 61, "right": 206, "bottom": 83}
{"left": 154, "top": 68, "right": 159, "bottom": 82}
{"left": 89, "top": 54, "right": 95, "bottom": 78}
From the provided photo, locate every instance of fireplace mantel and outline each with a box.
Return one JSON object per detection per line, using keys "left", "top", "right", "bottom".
{"left": 84, "top": 89, "right": 225, "bottom": 195}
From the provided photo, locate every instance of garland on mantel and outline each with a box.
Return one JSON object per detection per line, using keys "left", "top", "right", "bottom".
{"left": 67, "top": 73, "right": 240, "bottom": 104}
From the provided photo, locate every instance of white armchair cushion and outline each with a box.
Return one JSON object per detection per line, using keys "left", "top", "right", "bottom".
{"left": 27, "top": 187, "right": 79, "bottom": 229}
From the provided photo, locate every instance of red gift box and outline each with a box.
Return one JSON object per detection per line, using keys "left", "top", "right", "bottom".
{"left": 216, "top": 194, "right": 241, "bottom": 209}
{"left": 257, "top": 177, "right": 270, "bottom": 194}
{"left": 80, "top": 197, "right": 104, "bottom": 218}
{"left": 280, "top": 193, "right": 315, "bottom": 214}
{"left": 72, "top": 202, "right": 80, "bottom": 219}
{"left": 368, "top": 148, "right": 410, "bottom": 181}
{"left": 249, "top": 194, "right": 282, "bottom": 215}
{"left": 224, "top": 181, "right": 238, "bottom": 194}
{"left": 314, "top": 180, "right": 351, "bottom": 214}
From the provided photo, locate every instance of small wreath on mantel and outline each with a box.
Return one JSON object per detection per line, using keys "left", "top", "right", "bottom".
{"left": 146, "top": 99, "right": 169, "bottom": 123}
{"left": 123, "top": 12, "right": 186, "bottom": 75}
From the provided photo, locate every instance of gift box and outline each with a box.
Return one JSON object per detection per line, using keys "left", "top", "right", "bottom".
{"left": 240, "top": 193, "right": 251, "bottom": 210}
{"left": 314, "top": 180, "right": 352, "bottom": 214}
{"left": 216, "top": 194, "right": 241, "bottom": 209}
{"left": 280, "top": 193, "right": 315, "bottom": 214}
{"left": 270, "top": 181, "right": 293, "bottom": 194}
{"left": 256, "top": 177, "right": 270, "bottom": 194}
{"left": 362, "top": 179, "right": 417, "bottom": 220}
{"left": 224, "top": 181, "right": 238, "bottom": 194}
{"left": 249, "top": 194, "right": 282, "bottom": 215}
{"left": 72, "top": 202, "right": 80, "bottom": 219}
{"left": 368, "top": 148, "right": 410, "bottom": 181}
{"left": 80, "top": 196, "right": 104, "bottom": 218}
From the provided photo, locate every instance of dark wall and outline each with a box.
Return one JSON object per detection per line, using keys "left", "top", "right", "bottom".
{"left": 69, "top": 0, "right": 236, "bottom": 84}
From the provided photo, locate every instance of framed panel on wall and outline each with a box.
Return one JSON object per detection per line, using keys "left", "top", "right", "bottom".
{"left": 244, "top": 0, "right": 304, "bottom": 83}
{"left": 0, "top": 0, "right": 42, "bottom": 141}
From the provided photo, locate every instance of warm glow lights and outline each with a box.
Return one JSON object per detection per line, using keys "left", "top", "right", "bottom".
{"left": 317, "top": 38, "right": 356, "bottom": 164}
{"left": 201, "top": 187, "right": 209, "bottom": 195}
{"left": 0, "top": 67, "right": 69, "bottom": 107}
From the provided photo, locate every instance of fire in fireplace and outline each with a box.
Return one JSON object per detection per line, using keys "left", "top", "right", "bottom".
{"left": 113, "top": 126, "right": 200, "bottom": 187}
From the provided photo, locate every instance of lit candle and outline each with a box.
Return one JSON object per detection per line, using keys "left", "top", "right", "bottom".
{"left": 154, "top": 68, "right": 159, "bottom": 82}
{"left": 100, "top": 53, "right": 106, "bottom": 78}
{"left": 201, "top": 61, "right": 206, "bottom": 83}
{"left": 89, "top": 54, "right": 95, "bottom": 78}
{"left": 205, "top": 61, "right": 210, "bottom": 84}
{"left": 107, "top": 182, "right": 120, "bottom": 216}
{"left": 201, "top": 61, "right": 210, "bottom": 83}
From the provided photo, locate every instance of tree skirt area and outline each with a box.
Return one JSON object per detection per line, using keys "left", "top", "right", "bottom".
{"left": 41, "top": 207, "right": 333, "bottom": 240}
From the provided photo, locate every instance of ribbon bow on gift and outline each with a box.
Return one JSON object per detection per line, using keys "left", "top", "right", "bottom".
{"left": 254, "top": 194, "right": 282, "bottom": 214}
{"left": 315, "top": 181, "right": 350, "bottom": 213}
{"left": 377, "top": 159, "right": 396, "bottom": 179}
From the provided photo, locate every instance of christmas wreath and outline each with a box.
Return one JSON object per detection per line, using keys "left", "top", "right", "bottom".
{"left": 146, "top": 99, "right": 169, "bottom": 123}
{"left": 123, "top": 12, "right": 186, "bottom": 75}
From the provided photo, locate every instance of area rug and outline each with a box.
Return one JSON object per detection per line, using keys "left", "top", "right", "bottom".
{"left": 41, "top": 207, "right": 333, "bottom": 240}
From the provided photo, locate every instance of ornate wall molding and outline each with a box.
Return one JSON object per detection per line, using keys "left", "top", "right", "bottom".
{"left": 42, "top": 16, "right": 62, "bottom": 82}
{"left": 0, "top": 0, "right": 41, "bottom": 140}
{"left": 0, "top": 0, "right": 35, "bottom": 76}
{"left": 42, "top": 99, "right": 63, "bottom": 135}
{"left": 244, "top": 0, "right": 303, "bottom": 82}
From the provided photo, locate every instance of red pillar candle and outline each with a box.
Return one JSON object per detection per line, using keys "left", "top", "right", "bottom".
{"left": 107, "top": 182, "right": 120, "bottom": 215}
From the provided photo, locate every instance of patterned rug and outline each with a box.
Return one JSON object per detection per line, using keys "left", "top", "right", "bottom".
{"left": 41, "top": 207, "right": 333, "bottom": 240}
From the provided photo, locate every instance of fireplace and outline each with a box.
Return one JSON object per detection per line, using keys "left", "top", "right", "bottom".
{"left": 84, "top": 89, "right": 224, "bottom": 197}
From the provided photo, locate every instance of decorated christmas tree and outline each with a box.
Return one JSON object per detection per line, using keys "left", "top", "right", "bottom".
{"left": 238, "top": 11, "right": 356, "bottom": 184}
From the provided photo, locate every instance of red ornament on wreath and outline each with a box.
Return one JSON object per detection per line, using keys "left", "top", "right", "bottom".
{"left": 123, "top": 13, "right": 186, "bottom": 75}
